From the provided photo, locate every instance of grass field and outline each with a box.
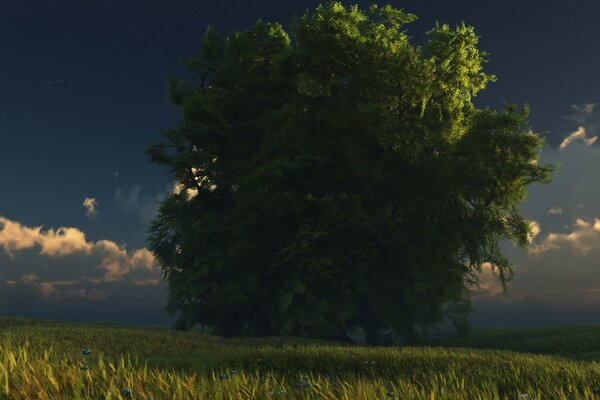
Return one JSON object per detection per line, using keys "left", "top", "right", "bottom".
{"left": 2, "top": 317, "right": 600, "bottom": 399}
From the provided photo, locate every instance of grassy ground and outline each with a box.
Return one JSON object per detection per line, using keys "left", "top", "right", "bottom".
{"left": 423, "top": 323, "right": 600, "bottom": 361}
{"left": 2, "top": 317, "right": 600, "bottom": 399}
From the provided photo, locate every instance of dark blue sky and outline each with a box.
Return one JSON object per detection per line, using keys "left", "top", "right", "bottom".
{"left": 2, "top": 0, "right": 600, "bottom": 329}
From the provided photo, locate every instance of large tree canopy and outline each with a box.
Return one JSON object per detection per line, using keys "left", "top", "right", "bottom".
{"left": 145, "top": 1, "right": 557, "bottom": 346}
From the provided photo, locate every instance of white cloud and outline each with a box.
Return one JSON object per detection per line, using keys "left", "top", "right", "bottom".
{"left": 39, "top": 227, "right": 93, "bottom": 257}
{"left": 470, "top": 229, "right": 600, "bottom": 325}
{"left": 130, "top": 248, "right": 156, "bottom": 271}
{"left": 518, "top": 137, "right": 600, "bottom": 225}
{"left": 0, "top": 215, "right": 161, "bottom": 285}
{"left": 0, "top": 217, "right": 174, "bottom": 324}
{"left": 528, "top": 217, "right": 600, "bottom": 257}
{"left": 83, "top": 197, "right": 99, "bottom": 219}
{"left": 559, "top": 126, "right": 598, "bottom": 150}
{"left": 0, "top": 217, "right": 42, "bottom": 258}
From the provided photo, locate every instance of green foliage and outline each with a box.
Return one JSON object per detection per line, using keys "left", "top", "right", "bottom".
{"left": 145, "top": 1, "right": 557, "bottom": 346}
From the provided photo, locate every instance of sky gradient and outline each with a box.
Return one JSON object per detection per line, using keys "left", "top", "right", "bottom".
{"left": 1, "top": 0, "right": 600, "bottom": 329}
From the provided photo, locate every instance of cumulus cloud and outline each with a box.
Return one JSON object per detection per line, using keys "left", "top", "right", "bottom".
{"left": 468, "top": 210, "right": 600, "bottom": 324}
{"left": 0, "top": 215, "right": 161, "bottom": 285}
{"left": 0, "top": 214, "right": 175, "bottom": 324}
{"left": 40, "top": 227, "right": 93, "bottom": 257}
{"left": 130, "top": 248, "right": 156, "bottom": 271}
{"left": 528, "top": 217, "right": 600, "bottom": 257}
{"left": 535, "top": 103, "right": 600, "bottom": 151}
{"left": 0, "top": 214, "right": 180, "bottom": 325}
{"left": 0, "top": 219, "right": 92, "bottom": 259}
{"left": 559, "top": 126, "right": 598, "bottom": 150}
{"left": 0, "top": 217, "right": 42, "bottom": 258}
{"left": 517, "top": 140, "right": 600, "bottom": 230}
{"left": 83, "top": 197, "right": 99, "bottom": 219}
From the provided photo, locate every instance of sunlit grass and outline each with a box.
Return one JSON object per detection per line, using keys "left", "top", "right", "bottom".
{"left": 2, "top": 317, "right": 600, "bottom": 398}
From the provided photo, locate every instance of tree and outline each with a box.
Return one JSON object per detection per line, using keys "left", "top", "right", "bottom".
{"left": 144, "top": 1, "right": 557, "bottom": 346}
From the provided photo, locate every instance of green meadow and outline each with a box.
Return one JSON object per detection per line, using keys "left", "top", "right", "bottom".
{"left": 2, "top": 317, "right": 600, "bottom": 399}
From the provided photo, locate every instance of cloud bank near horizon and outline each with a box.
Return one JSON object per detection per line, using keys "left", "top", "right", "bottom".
{"left": 0, "top": 214, "right": 173, "bottom": 325}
